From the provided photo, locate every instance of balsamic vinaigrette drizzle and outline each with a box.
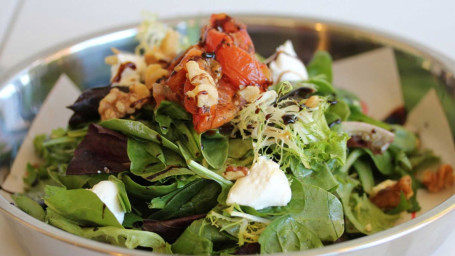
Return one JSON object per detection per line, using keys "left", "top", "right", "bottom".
{"left": 282, "top": 114, "right": 297, "bottom": 125}
{"left": 278, "top": 87, "right": 315, "bottom": 102}
{"left": 101, "top": 203, "right": 107, "bottom": 219}
{"left": 202, "top": 52, "right": 215, "bottom": 59}
{"left": 111, "top": 62, "right": 136, "bottom": 83}
{"left": 328, "top": 119, "right": 341, "bottom": 128}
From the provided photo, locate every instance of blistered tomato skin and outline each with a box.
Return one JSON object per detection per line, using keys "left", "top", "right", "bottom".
{"left": 204, "top": 29, "right": 232, "bottom": 53}
{"left": 156, "top": 13, "right": 272, "bottom": 133}
{"left": 215, "top": 44, "right": 269, "bottom": 88}
{"left": 205, "top": 13, "right": 255, "bottom": 54}
{"left": 166, "top": 46, "right": 204, "bottom": 98}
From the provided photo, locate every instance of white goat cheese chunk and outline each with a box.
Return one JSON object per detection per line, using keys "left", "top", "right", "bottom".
{"left": 269, "top": 40, "right": 308, "bottom": 83}
{"left": 89, "top": 180, "right": 125, "bottom": 224}
{"left": 110, "top": 52, "right": 146, "bottom": 86}
{"left": 226, "top": 156, "right": 292, "bottom": 210}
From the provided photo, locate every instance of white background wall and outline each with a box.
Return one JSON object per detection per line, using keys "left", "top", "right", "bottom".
{"left": 0, "top": 0, "right": 454, "bottom": 255}
{"left": 0, "top": 0, "right": 454, "bottom": 71}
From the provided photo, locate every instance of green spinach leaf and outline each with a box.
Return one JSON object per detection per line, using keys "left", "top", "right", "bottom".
{"left": 174, "top": 122, "right": 202, "bottom": 160}
{"left": 149, "top": 168, "right": 194, "bottom": 182}
{"left": 334, "top": 88, "right": 363, "bottom": 113}
{"left": 387, "top": 192, "right": 411, "bottom": 214}
{"left": 307, "top": 51, "right": 333, "bottom": 82}
{"left": 258, "top": 215, "right": 322, "bottom": 253}
{"left": 353, "top": 158, "right": 374, "bottom": 194}
{"left": 243, "top": 176, "right": 305, "bottom": 217}
{"left": 100, "top": 119, "right": 179, "bottom": 153}
{"left": 154, "top": 101, "right": 191, "bottom": 135}
{"left": 336, "top": 176, "right": 399, "bottom": 234}
{"left": 390, "top": 125, "right": 418, "bottom": 153}
{"left": 149, "top": 190, "right": 181, "bottom": 209}
{"left": 228, "top": 139, "right": 253, "bottom": 159}
{"left": 149, "top": 179, "right": 221, "bottom": 220}
{"left": 364, "top": 149, "right": 393, "bottom": 176}
{"left": 127, "top": 139, "right": 166, "bottom": 177}
{"left": 155, "top": 101, "right": 191, "bottom": 120}
{"left": 389, "top": 146, "right": 412, "bottom": 173}
{"left": 172, "top": 219, "right": 232, "bottom": 255}
{"left": 307, "top": 76, "right": 335, "bottom": 95}
{"left": 408, "top": 149, "right": 440, "bottom": 171}
{"left": 121, "top": 173, "right": 180, "bottom": 199}
{"left": 290, "top": 160, "right": 338, "bottom": 191}
{"left": 122, "top": 212, "right": 143, "bottom": 229}
{"left": 326, "top": 99, "right": 351, "bottom": 123}
{"left": 108, "top": 175, "right": 132, "bottom": 213}
{"left": 246, "top": 180, "right": 343, "bottom": 242}
{"left": 44, "top": 186, "right": 122, "bottom": 228}
{"left": 47, "top": 164, "right": 102, "bottom": 189}
{"left": 12, "top": 194, "right": 46, "bottom": 221}
{"left": 201, "top": 133, "right": 229, "bottom": 169}
{"left": 293, "top": 182, "right": 344, "bottom": 242}
{"left": 206, "top": 208, "right": 268, "bottom": 245}
{"left": 348, "top": 108, "right": 391, "bottom": 130}
{"left": 46, "top": 209, "right": 169, "bottom": 252}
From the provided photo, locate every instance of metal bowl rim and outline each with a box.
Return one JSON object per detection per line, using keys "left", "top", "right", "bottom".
{"left": 1, "top": 13, "right": 454, "bottom": 255}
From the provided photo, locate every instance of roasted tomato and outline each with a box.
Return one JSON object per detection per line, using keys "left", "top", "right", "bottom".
{"left": 155, "top": 13, "right": 272, "bottom": 133}
{"left": 166, "top": 46, "right": 205, "bottom": 100}
{"left": 215, "top": 43, "right": 269, "bottom": 88}
{"left": 206, "top": 13, "right": 255, "bottom": 53}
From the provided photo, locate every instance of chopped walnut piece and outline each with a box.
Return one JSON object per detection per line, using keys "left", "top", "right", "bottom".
{"left": 145, "top": 30, "right": 180, "bottom": 65}
{"left": 223, "top": 166, "right": 249, "bottom": 180}
{"left": 98, "top": 83, "right": 150, "bottom": 120}
{"left": 145, "top": 64, "right": 169, "bottom": 89}
{"left": 370, "top": 175, "right": 414, "bottom": 210}
{"left": 422, "top": 164, "right": 454, "bottom": 193}
{"left": 305, "top": 95, "right": 320, "bottom": 108}
{"left": 237, "top": 86, "right": 261, "bottom": 103}
{"left": 185, "top": 60, "right": 219, "bottom": 108}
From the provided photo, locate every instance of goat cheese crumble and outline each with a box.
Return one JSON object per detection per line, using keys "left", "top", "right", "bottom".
{"left": 269, "top": 40, "right": 308, "bottom": 83}
{"left": 90, "top": 180, "right": 126, "bottom": 224}
{"left": 226, "top": 156, "right": 292, "bottom": 210}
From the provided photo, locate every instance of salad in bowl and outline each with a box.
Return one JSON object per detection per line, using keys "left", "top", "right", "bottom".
{"left": 6, "top": 13, "right": 454, "bottom": 255}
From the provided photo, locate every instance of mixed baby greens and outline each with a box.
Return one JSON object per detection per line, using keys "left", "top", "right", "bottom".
{"left": 12, "top": 13, "right": 441, "bottom": 255}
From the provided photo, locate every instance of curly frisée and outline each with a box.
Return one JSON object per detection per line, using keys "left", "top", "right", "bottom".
{"left": 10, "top": 13, "right": 455, "bottom": 255}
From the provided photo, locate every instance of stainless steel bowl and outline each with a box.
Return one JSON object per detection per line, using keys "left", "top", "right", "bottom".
{"left": 0, "top": 15, "right": 454, "bottom": 256}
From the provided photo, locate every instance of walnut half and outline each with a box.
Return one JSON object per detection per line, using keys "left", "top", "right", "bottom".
{"left": 422, "top": 164, "right": 454, "bottom": 193}
{"left": 370, "top": 175, "right": 414, "bottom": 210}
{"left": 223, "top": 166, "right": 249, "bottom": 180}
{"left": 99, "top": 83, "right": 150, "bottom": 120}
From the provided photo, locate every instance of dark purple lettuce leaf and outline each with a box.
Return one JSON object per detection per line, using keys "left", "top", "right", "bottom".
{"left": 67, "top": 86, "right": 112, "bottom": 128}
{"left": 142, "top": 214, "right": 206, "bottom": 243}
{"left": 67, "top": 124, "right": 130, "bottom": 175}
{"left": 383, "top": 106, "right": 407, "bottom": 125}
{"left": 235, "top": 243, "right": 260, "bottom": 255}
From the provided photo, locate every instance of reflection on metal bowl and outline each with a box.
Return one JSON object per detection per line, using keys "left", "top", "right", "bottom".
{"left": 0, "top": 15, "right": 454, "bottom": 256}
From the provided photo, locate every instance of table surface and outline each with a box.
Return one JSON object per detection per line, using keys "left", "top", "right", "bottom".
{"left": 0, "top": 0, "right": 454, "bottom": 255}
